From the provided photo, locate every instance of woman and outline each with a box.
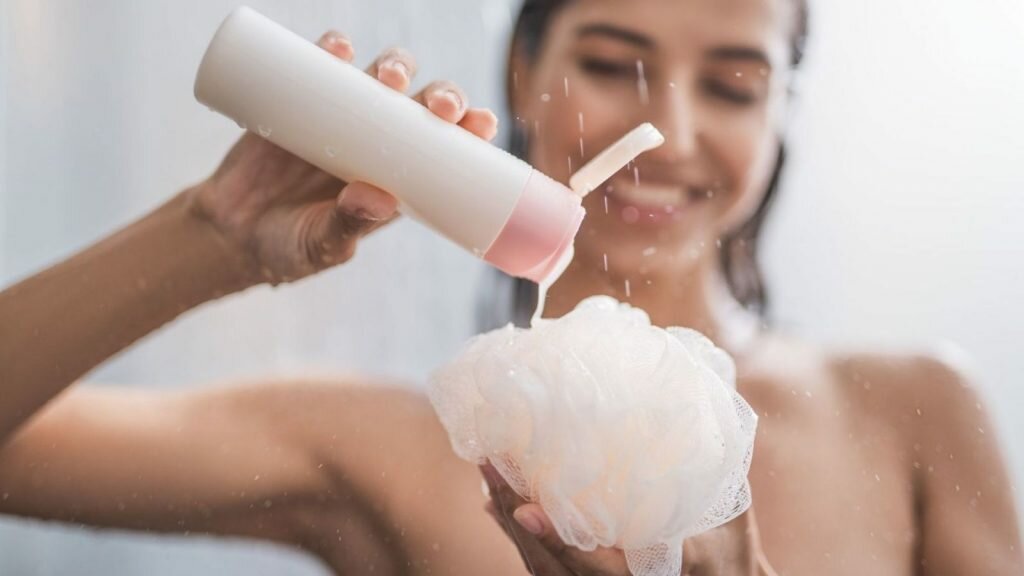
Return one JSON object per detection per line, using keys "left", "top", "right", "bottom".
{"left": 1, "top": 0, "right": 1020, "bottom": 574}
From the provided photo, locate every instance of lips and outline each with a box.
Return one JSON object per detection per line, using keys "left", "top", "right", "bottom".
{"left": 603, "top": 173, "right": 709, "bottom": 225}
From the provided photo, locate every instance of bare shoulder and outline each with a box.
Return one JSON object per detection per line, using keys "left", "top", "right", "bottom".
{"left": 742, "top": 334, "right": 992, "bottom": 454}
{"left": 826, "top": 349, "right": 987, "bottom": 445}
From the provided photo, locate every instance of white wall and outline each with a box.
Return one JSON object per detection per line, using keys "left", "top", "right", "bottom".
{"left": 1, "top": 0, "right": 1021, "bottom": 573}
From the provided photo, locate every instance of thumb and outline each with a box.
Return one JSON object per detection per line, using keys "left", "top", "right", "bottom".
{"left": 336, "top": 180, "right": 399, "bottom": 224}
{"left": 309, "top": 181, "right": 399, "bottom": 265}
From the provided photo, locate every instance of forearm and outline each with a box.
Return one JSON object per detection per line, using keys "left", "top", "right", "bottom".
{"left": 0, "top": 191, "right": 256, "bottom": 442}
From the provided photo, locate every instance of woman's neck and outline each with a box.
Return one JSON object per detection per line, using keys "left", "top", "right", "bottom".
{"left": 540, "top": 253, "right": 762, "bottom": 357}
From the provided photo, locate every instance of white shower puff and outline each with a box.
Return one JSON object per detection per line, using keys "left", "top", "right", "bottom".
{"left": 428, "top": 296, "right": 758, "bottom": 576}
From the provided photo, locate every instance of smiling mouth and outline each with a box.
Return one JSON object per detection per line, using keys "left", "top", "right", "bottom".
{"left": 603, "top": 176, "right": 713, "bottom": 225}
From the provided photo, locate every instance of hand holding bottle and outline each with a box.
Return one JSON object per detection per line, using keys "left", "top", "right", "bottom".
{"left": 187, "top": 31, "right": 498, "bottom": 285}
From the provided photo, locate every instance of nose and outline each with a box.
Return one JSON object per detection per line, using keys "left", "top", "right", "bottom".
{"left": 647, "top": 80, "right": 699, "bottom": 162}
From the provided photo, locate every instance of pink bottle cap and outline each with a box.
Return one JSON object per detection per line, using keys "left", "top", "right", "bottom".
{"left": 484, "top": 170, "right": 585, "bottom": 283}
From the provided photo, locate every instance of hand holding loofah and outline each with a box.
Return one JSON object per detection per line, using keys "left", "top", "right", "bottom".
{"left": 428, "top": 296, "right": 758, "bottom": 576}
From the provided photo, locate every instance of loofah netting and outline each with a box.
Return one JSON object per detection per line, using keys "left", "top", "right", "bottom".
{"left": 428, "top": 296, "right": 757, "bottom": 576}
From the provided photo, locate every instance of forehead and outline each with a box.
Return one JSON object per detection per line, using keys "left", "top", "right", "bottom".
{"left": 550, "top": 0, "right": 792, "bottom": 64}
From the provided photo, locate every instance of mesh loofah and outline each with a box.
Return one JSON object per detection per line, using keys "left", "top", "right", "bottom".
{"left": 428, "top": 296, "right": 757, "bottom": 576}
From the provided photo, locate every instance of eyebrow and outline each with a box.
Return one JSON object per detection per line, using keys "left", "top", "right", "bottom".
{"left": 705, "top": 47, "right": 772, "bottom": 69}
{"left": 576, "top": 23, "right": 655, "bottom": 49}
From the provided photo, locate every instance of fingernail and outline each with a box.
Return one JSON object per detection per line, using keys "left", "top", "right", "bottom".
{"left": 431, "top": 89, "right": 463, "bottom": 112}
{"left": 340, "top": 188, "right": 394, "bottom": 222}
{"left": 513, "top": 508, "right": 544, "bottom": 536}
{"left": 380, "top": 59, "right": 409, "bottom": 81}
{"left": 352, "top": 209, "right": 384, "bottom": 222}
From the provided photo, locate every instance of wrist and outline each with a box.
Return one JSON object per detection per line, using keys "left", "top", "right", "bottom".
{"left": 175, "top": 182, "right": 264, "bottom": 293}
{"left": 156, "top": 188, "right": 263, "bottom": 300}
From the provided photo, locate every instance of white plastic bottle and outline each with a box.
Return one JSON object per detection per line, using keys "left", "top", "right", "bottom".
{"left": 194, "top": 6, "right": 584, "bottom": 282}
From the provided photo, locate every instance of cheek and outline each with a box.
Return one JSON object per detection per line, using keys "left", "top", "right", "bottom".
{"left": 704, "top": 111, "right": 779, "bottom": 233}
{"left": 525, "top": 68, "right": 642, "bottom": 184}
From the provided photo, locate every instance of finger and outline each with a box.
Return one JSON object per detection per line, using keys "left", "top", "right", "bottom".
{"left": 317, "top": 30, "right": 355, "bottom": 62}
{"left": 337, "top": 180, "right": 399, "bottom": 225}
{"left": 484, "top": 499, "right": 500, "bottom": 522}
{"left": 309, "top": 181, "right": 398, "bottom": 266}
{"left": 516, "top": 504, "right": 630, "bottom": 575}
{"left": 366, "top": 46, "right": 417, "bottom": 92}
{"left": 512, "top": 504, "right": 575, "bottom": 560}
{"left": 506, "top": 517, "right": 575, "bottom": 576}
{"left": 414, "top": 81, "right": 469, "bottom": 124}
{"left": 459, "top": 108, "right": 499, "bottom": 141}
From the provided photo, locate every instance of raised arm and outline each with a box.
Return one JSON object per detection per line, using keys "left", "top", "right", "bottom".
{"left": 0, "top": 31, "right": 497, "bottom": 444}
{"left": 0, "top": 380, "right": 524, "bottom": 574}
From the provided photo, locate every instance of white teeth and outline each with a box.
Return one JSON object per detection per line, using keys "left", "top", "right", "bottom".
{"left": 615, "top": 182, "right": 685, "bottom": 207}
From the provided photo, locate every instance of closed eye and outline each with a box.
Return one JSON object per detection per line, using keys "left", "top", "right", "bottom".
{"left": 701, "top": 78, "right": 757, "bottom": 105}
{"left": 578, "top": 57, "right": 636, "bottom": 79}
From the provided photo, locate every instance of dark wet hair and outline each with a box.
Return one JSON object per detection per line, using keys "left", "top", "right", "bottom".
{"left": 479, "top": 0, "right": 810, "bottom": 330}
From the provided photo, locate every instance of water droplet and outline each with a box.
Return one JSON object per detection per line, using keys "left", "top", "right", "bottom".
{"left": 642, "top": 246, "right": 657, "bottom": 257}
{"left": 706, "top": 189, "right": 715, "bottom": 198}
{"left": 668, "top": 81, "right": 677, "bottom": 88}
{"left": 603, "top": 194, "right": 610, "bottom": 214}
{"left": 563, "top": 77, "right": 570, "bottom": 98}
{"left": 577, "top": 112, "right": 585, "bottom": 134}
{"left": 567, "top": 156, "right": 573, "bottom": 173}
{"left": 579, "top": 137, "right": 585, "bottom": 158}
{"left": 624, "top": 279, "right": 631, "bottom": 297}
{"left": 540, "top": 93, "right": 551, "bottom": 103}
{"left": 257, "top": 125, "right": 272, "bottom": 137}
{"left": 633, "top": 166, "right": 641, "bottom": 186}
{"left": 636, "top": 59, "right": 649, "bottom": 106}
{"left": 735, "top": 71, "right": 744, "bottom": 78}
{"left": 432, "top": 543, "right": 441, "bottom": 552}
{"left": 602, "top": 253, "right": 609, "bottom": 272}
{"left": 325, "top": 146, "right": 337, "bottom": 158}
{"left": 715, "top": 238, "right": 722, "bottom": 248}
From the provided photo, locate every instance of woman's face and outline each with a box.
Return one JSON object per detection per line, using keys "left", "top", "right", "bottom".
{"left": 514, "top": 0, "right": 794, "bottom": 280}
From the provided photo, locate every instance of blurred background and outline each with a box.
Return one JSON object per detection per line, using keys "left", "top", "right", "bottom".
{"left": 1, "top": 0, "right": 1022, "bottom": 573}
